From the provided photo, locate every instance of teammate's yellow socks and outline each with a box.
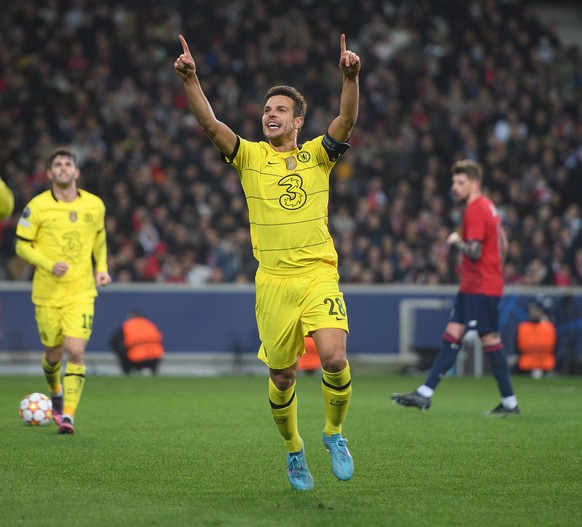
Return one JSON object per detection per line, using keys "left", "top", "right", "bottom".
{"left": 268, "top": 377, "right": 302, "bottom": 453}
{"left": 63, "top": 363, "right": 86, "bottom": 418}
{"left": 321, "top": 361, "right": 352, "bottom": 436}
{"left": 41, "top": 353, "right": 62, "bottom": 394}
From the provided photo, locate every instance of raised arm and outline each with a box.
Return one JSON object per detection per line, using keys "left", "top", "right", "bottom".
{"left": 174, "top": 35, "right": 238, "bottom": 156}
{"left": 328, "top": 34, "right": 361, "bottom": 143}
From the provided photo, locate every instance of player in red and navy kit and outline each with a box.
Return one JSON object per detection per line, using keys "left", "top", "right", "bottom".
{"left": 392, "top": 160, "right": 520, "bottom": 415}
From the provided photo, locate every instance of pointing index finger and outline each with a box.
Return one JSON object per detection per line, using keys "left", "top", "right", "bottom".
{"left": 340, "top": 33, "right": 346, "bottom": 54}
{"left": 179, "top": 34, "right": 190, "bottom": 56}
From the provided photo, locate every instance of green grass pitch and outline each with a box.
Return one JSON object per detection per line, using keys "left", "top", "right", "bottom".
{"left": 1, "top": 372, "right": 581, "bottom": 527}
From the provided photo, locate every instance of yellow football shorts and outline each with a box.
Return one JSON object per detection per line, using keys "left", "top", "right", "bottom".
{"left": 255, "top": 263, "right": 349, "bottom": 370}
{"left": 35, "top": 299, "right": 95, "bottom": 347}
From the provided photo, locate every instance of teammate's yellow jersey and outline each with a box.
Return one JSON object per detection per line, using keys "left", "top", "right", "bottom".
{"left": 16, "top": 189, "right": 107, "bottom": 306}
{"left": 0, "top": 177, "right": 15, "bottom": 219}
{"left": 226, "top": 135, "right": 340, "bottom": 275}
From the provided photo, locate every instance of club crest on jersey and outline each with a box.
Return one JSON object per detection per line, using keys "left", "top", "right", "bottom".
{"left": 297, "top": 151, "right": 311, "bottom": 163}
{"left": 69, "top": 211, "right": 77, "bottom": 222}
{"left": 84, "top": 213, "right": 93, "bottom": 223}
{"left": 284, "top": 156, "right": 297, "bottom": 171}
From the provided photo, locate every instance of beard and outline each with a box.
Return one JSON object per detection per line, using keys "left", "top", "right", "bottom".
{"left": 450, "top": 189, "right": 468, "bottom": 205}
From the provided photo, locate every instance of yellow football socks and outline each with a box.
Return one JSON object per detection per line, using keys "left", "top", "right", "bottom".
{"left": 268, "top": 377, "right": 302, "bottom": 453}
{"left": 41, "top": 353, "right": 62, "bottom": 395}
{"left": 63, "top": 363, "right": 86, "bottom": 418}
{"left": 321, "top": 362, "right": 352, "bottom": 436}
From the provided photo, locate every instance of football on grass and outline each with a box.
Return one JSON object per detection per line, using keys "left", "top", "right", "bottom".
{"left": 19, "top": 392, "right": 53, "bottom": 426}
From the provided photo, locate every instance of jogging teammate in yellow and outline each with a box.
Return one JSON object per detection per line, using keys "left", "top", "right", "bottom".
{"left": 16, "top": 148, "right": 111, "bottom": 434}
{"left": 175, "top": 33, "right": 360, "bottom": 490}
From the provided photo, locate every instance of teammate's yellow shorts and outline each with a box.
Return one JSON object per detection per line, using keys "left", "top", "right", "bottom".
{"left": 35, "top": 299, "right": 95, "bottom": 347}
{"left": 255, "top": 263, "right": 349, "bottom": 370}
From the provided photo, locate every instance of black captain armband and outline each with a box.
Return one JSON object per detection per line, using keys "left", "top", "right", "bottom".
{"left": 322, "top": 133, "right": 350, "bottom": 161}
{"left": 220, "top": 136, "right": 240, "bottom": 165}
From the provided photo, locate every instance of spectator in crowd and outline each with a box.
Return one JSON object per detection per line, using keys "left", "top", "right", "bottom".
{"left": 1, "top": 0, "right": 581, "bottom": 287}
{"left": 109, "top": 310, "right": 165, "bottom": 375}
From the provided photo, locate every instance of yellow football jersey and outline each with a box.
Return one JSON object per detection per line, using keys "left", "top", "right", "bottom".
{"left": 226, "top": 136, "right": 339, "bottom": 275}
{"left": 0, "top": 177, "right": 15, "bottom": 219}
{"left": 16, "top": 189, "right": 107, "bottom": 306}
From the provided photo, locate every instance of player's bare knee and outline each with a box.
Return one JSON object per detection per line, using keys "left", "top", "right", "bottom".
{"left": 320, "top": 352, "right": 347, "bottom": 373}
{"left": 481, "top": 333, "right": 501, "bottom": 347}
{"left": 45, "top": 346, "right": 64, "bottom": 364}
{"left": 65, "top": 347, "right": 85, "bottom": 364}
{"left": 445, "top": 322, "right": 465, "bottom": 341}
{"left": 270, "top": 367, "right": 297, "bottom": 390}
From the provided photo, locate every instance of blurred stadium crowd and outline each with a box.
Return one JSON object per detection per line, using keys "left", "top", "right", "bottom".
{"left": 0, "top": 0, "right": 581, "bottom": 286}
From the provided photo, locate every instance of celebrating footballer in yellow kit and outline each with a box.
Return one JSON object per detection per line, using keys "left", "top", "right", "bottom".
{"left": 16, "top": 148, "right": 111, "bottom": 435}
{"left": 175, "top": 33, "right": 360, "bottom": 490}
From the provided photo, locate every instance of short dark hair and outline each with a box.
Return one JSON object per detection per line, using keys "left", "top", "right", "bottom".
{"left": 264, "top": 85, "right": 307, "bottom": 118}
{"left": 48, "top": 148, "right": 77, "bottom": 167}
{"left": 451, "top": 159, "right": 482, "bottom": 184}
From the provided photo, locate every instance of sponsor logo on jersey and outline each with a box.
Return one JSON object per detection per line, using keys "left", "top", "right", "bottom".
{"left": 18, "top": 208, "right": 31, "bottom": 227}
{"left": 284, "top": 156, "right": 297, "bottom": 171}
